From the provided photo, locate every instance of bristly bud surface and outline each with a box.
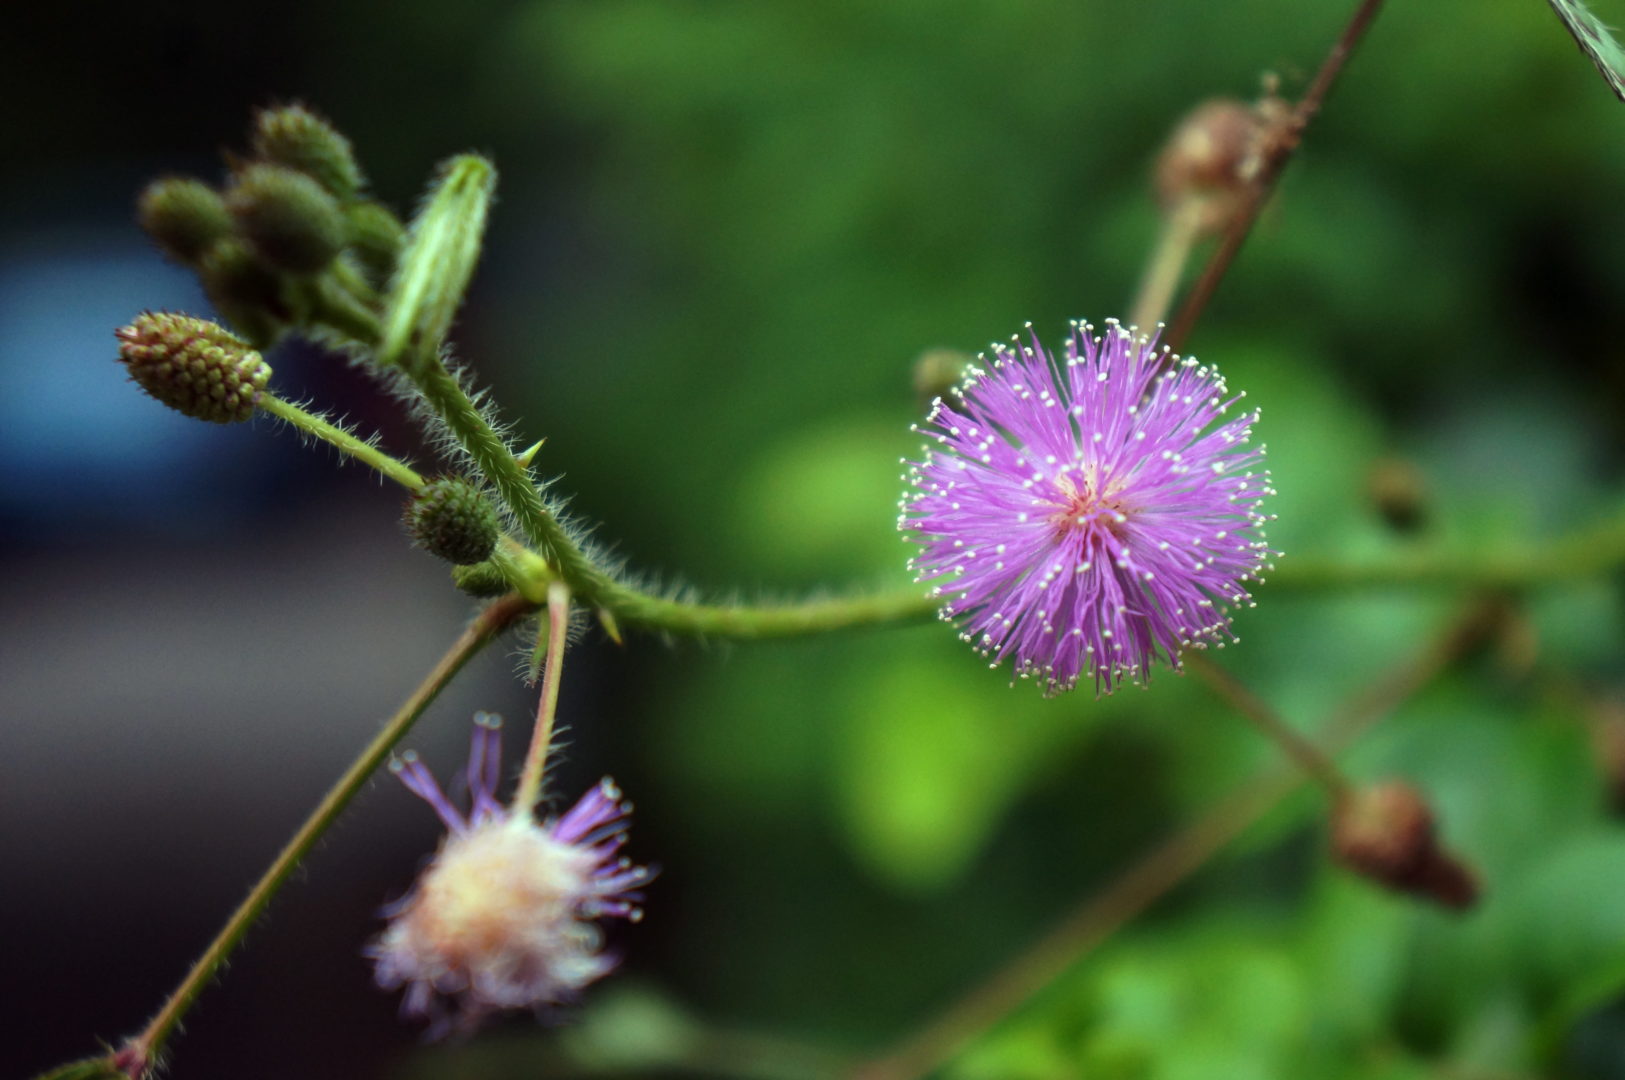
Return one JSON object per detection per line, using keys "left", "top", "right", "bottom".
{"left": 226, "top": 164, "right": 347, "bottom": 275}
{"left": 115, "top": 313, "right": 271, "bottom": 423}
{"left": 251, "top": 104, "right": 366, "bottom": 199}
{"left": 369, "top": 714, "right": 655, "bottom": 1035}
{"left": 407, "top": 477, "right": 502, "bottom": 566}
{"left": 452, "top": 560, "right": 511, "bottom": 597}
{"left": 901, "top": 320, "right": 1275, "bottom": 695}
{"left": 137, "top": 178, "right": 233, "bottom": 265}
{"left": 198, "top": 241, "right": 289, "bottom": 346}
{"left": 1331, "top": 780, "right": 1479, "bottom": 910}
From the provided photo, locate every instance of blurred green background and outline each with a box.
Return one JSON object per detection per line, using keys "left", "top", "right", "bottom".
{"left": 6, "top": 1, "right": 1625, "bottom": 1078}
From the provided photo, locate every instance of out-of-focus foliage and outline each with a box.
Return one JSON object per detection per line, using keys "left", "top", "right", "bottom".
{"left": 10, "top": 0, "right": 1625, "bottom": 1077}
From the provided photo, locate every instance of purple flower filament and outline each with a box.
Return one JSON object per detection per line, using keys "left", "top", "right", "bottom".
{"left": 901, "top": 320, "right": 1276, "bottom": 695}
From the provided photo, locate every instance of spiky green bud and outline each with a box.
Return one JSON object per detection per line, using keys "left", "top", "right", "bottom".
{"left": 227, "top": 164, "right": 346, "bottom": 275}
{"left": 406, "top": 477, "right": 501, "bottom": 565}
{"left": 251, "top": 104, "right": 366, "bottom": 199}
{"left": 451, "top": 559, "right": 511, "bottom": 597}
{"left": 137, "top": 177, "right": 232, "bottom": 264}
{"left": 345, "top": 200, "right": 407, "bottom": 286}
{"left": 115, "top": 313, "right": 272, "bottom": 423}
{"left": 198, "top": 240, "right": 289, "bottom": 346}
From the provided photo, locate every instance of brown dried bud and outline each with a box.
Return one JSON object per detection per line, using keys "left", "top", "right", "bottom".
{"left": 1331, "top": 780, "right": 1479, "bottom": 910}
{"left": 1366, "top": 457, "right": 1429, "bottom": 534}
{"left": 1153, "top": 98, "right": 1271, "bottom": 236}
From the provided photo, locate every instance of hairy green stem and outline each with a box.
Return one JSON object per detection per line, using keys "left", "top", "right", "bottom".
{"left": 113, "top": 595, "right": 529, "bottom": 1078}
{"left": 260, "top": 394, "right": 424, "bottom": 490}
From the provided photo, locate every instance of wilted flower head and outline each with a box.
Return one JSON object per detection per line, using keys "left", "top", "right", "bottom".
{"left": 900, "top": 319, "right": 1275, "bottom": 695}
{"left": 369, "top": 713, "right": 653, "bottom": 1035}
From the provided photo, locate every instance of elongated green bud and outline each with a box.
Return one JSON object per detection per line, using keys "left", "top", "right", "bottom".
{"left": 345, "top": 199, "right": 407, "bottom": 286}
{"left": 380, "top": 155, "right": 494, "bottom": 370}
{"left": 251, "top": 104, "right": 366, "bottom": 199}
{"left": 406, "top": 477, "right": 501, "bottom": 565}
{"left": 115, "top": 313, "right": 272, "bottom": 423}
{"left": 227, "top": 164, "right": 347, "bottom": 274}
{"left": 138, "top": 177, "right": 232, "bottom": 264}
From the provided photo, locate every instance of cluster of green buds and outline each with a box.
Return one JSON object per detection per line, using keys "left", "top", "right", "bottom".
{"left": 137, "top": 105, "right": 403, "bottom": 347}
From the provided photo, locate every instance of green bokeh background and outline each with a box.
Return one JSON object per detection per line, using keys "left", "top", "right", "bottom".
{"left": 11, "top": 0, "right": 1625, "bottom": 1077}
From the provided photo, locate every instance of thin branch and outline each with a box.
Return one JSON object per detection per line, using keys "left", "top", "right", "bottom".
{"left": 1164, "top": 0, "right": 1388, "bottom": 354}
{"left": 851, "top": 596, "right": 1497, "bottom": 1080}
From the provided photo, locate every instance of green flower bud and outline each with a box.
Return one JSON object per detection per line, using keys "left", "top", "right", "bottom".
{"left": 115, "top": 312, "right": 272, "bottom": 423}
{"left": 198, "top": 240, "right": 289, "bottom": 347}
{"left": 251, "top": 104, "right": 365, "bottom": 199}
{"left": 227, "top": 164, "right": 347, "bottom": 275}
{"left": 345, "top": 199, "right": 407, "bottom": 286}
{"left": 406, "top": 477, "right": 501, "bottom": 565}
{"left": 451, "top": 559, "right": 511, "bottom": 597}
{"left": 137, "top": 177, "right": 232, "bottom": 264}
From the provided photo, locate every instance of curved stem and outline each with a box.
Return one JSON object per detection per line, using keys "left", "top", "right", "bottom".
{"left": 113, "top": 595, "right": 530, "bottom": 1078}
{"left": 514, "top": 583, "right": 571, "bottom": 812}
{"left": 260, "top": 394, "right": 425, "bottom": 491}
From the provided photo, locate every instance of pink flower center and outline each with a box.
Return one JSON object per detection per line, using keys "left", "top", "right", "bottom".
{"left": 1047, "top": 471, "right": 1129, "bottom": 539}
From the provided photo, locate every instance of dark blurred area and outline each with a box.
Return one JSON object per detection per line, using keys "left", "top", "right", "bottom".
{"left": 7, "top": 2, "right": 1625, "bottom": 1079}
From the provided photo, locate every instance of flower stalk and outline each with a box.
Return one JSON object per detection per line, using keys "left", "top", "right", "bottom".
{"left": 111, "top": 595, "right": 529, "bottom": 1078}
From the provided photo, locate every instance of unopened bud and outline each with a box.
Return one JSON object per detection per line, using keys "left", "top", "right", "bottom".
{"left": 1331, "top": 780, "right": 1478, "bottom": 910}
{"left": 345, "top": 200, "right": 407, "bottom": 286}
{"left": 380, "top": 155, "right": 495, "bottom": 369}
{"left": 451, "top": 560, "right": 511, "bottom": 598}
{"left": 198, "top": 240, "right": 289, "bottom": 346}
{"left": 227, "top": 164, "right": 347, "bottom": 275}
{"left": 1154, "top": 98, "right": 1272, "bottom": 237}
{"left": 251, "top": 104, "right": 365, "bottom": 200}
{"left": 406, "top": 477, "right": 501, "bottom": 565}
{"left": 137, "top": 177, "right": 232, "bottom": 264}
{"left": 115, "top": 313, "right": 271, "bottom": 423}
{"left": 1367, "top": 457, "right": 1428, "bottom": 534}
{"left": 912, "top": 348, "right": 972, "bottom": 409}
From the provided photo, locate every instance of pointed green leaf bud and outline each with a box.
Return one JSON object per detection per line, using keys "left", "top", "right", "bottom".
{"left": 251, "top": 104, "right": 366, "bottom": 199}
{"left": 137, "top": 177, "right": 232, "bottom": 264}
{"left": 344, "top": 199, "right": 407, "bottom": 286}
{"left": 406, "top": 476, "right": 501, "bottom": 565}
{"left": 115, "top": 313, "right": 271, "bottom": 423}
{"left": 451, "top": 559, "right": 512, "bottom": 597}
{"left": 227, "top": 163, "right": 347, "bottom": 275}
{"left": 198, "top": 240, "right": 290, "bottom": 346}
{"left": 380, "top": 155, "right": 495, "bottom": 370}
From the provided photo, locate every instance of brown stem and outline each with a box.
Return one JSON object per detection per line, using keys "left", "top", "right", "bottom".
{"left": 1163, "top": 0, "right": 1388, "bottom": 355}
{"left": 850, "top": 597, "right": 1494, "bottom": 1080}
{"left": 1185, "top": 651, "right": 1351, "bottom": 799}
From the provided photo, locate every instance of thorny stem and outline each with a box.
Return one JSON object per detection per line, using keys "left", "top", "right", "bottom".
{"left": 1128, "top": 198, "right": 1204, "bottom": 333}
{"left": 112, "top": 594, "right": 530, "bottom": 1079}
{"left": 514, "top": 582, "right": 571, "bottom": 812}
{"left": 1185, "top": 650, "right": 1351, "bottom": 799}
{"left": 851, "top": 596, "right": 1499, "bottom": 1080}
{"left": 259, "top": 394, "right": 425, "bottom": 491}
{"left": 1163, "top": 0, "right": 1388, "bottom": 355}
